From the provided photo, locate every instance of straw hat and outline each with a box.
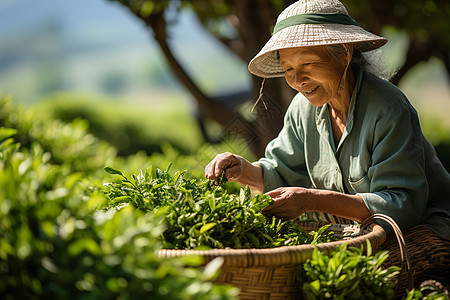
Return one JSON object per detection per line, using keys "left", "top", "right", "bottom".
{"left": 248, "top": 0, "right": 387, "bottom": 78}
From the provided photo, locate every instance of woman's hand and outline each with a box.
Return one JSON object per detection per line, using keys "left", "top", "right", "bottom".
{"left": 204, "top": 152, "right": 264, "bottom": 191}
{"left": 205, "top": 152, "right": 244, "bottom": 183}
{"left": 262, "top": 187, "right": 313, "bottom": 220}
{"left": 263, "top": 187, "right": 371, "bottom": 223}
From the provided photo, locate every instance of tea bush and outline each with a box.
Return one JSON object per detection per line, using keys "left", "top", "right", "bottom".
{"left": 34, "top": 94, "right": 202, "bottom": 156}
{"left": 298, "top": 241, "right": 401, "bottom": 300}
{"left": 0, "top": 96, "right": 116, "bottom": 176}
{"left": 0, "top": 118, "right": 238, "bottom": 299}
{"left": 298, "top": 241, "right": 449, "bottom": 300}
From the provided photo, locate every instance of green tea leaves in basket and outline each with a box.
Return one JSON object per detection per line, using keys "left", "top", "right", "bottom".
{"left": 101, "top": 164, "right": 336, "bottom": 249}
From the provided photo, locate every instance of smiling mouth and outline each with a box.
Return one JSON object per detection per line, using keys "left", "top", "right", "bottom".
{"left": 303, "top": 86, "right": 319, "bottom": 96}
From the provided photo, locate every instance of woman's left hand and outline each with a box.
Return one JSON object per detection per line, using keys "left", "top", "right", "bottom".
{"left": 262, "top": 187, "right": 314, "bottom": 220}
{"left": 262, "top": 187, "right": 372, "bottom": 223}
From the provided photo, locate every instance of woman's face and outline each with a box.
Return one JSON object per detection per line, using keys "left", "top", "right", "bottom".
{"left": 279, "top": 46, "right": 346, "bottom": 107}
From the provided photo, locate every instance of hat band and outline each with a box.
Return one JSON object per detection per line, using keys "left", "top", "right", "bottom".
{"left": 272, "top": 13, "right": 359, "bottom": 35}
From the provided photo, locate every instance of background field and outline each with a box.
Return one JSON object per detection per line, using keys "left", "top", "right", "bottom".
{"left": 1, "top": 0, "right": 449, "bottom": 165}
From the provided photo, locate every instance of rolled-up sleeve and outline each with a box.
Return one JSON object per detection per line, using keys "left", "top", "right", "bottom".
{"left": 358, "top": 101, "right": 428, "bottom": 231}
{"left": 257, "top": 97, "right": 312, "bottom": 192}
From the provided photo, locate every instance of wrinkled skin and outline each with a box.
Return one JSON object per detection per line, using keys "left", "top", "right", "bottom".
{"left": 262, "top": 187, "right": 312, "bottom": 220}
{"left": 205, "top": 152, "right": 244, "bottom": 183}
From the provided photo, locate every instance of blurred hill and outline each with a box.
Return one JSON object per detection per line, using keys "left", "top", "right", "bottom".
{"left": 0, "top": 0, "right": 250, "bottom": 106}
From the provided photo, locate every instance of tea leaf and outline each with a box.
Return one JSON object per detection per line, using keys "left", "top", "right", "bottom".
{"left": 200, "top": 223, "right": 217, "bottom": 234}
{"left": 104, "top": 166, "right": 123, "bottom": 176}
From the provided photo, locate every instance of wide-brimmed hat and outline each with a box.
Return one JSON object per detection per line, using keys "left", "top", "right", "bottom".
{"left": 248, "top": 0, "right": 387, "bottom": 78}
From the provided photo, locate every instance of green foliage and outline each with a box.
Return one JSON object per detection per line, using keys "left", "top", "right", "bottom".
{"left": 403, "top": 286, "right": 449, "bottom": 300}
{"left": 0, "top": 103, "right": 239, "bottom": 299}
{"left": 298, "top": 241, "right": 401, "bottom": 300}
{"left": 0, "top": 95, "right": 116, "bottom": 175}
{"left": 34, "top": 94, "right": 202, "bottom": 156}
{"left": 101, "top": 165, "right": 336, "bottom": 249}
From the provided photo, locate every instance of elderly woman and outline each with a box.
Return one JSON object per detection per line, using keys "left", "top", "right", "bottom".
{"left": 205, "top": 0, "right": 450, "bottom": 290}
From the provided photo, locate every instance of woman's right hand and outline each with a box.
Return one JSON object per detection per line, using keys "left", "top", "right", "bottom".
{"left": 205, "top": 152, "right": 244, "bottom": 183}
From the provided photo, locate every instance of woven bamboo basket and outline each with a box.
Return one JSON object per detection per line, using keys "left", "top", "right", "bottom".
{"left": 158, "top": 216, "right": 387, "bottom": 299}
{"left": 381, "top": 224, "right": 450, "bottom": 296}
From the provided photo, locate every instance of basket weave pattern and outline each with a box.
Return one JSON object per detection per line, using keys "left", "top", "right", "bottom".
{"left": 382, "top": 224, "right": 450, "bottom": 296}
{"left": 159, "top": 222, "right": 386, "bottom": 299}
{"left": 219, "top": 265, "right": 300, "bottom": 300}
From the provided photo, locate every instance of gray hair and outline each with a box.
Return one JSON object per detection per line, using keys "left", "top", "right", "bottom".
{"left": 324, "top": 44, "right": 393, "bottom": 81}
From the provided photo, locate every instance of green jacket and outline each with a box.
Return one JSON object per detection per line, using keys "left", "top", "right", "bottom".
{"left": 257, "top": 68, "right": 450, "bottom": 240}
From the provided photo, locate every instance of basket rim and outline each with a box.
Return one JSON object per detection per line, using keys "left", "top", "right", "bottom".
{"left": 158, "top": 223, "right": 386, "bottom": 267}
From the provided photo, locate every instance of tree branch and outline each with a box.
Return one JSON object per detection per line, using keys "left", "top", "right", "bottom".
{"left": 117, "top": 6, "right": 272, "bottom": 153}
{"left": 391, "top": 37, "right": 433, "bottom": 86}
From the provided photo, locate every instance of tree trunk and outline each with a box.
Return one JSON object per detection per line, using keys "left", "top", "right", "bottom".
{"left": 225, "top": 0, "right": 296, "bottom": 157}
{"left": 141, "top": 11, "right": 277, "bottom": 156}
{"left": 120, "top": 0, "right": 297, "bottom": 157}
